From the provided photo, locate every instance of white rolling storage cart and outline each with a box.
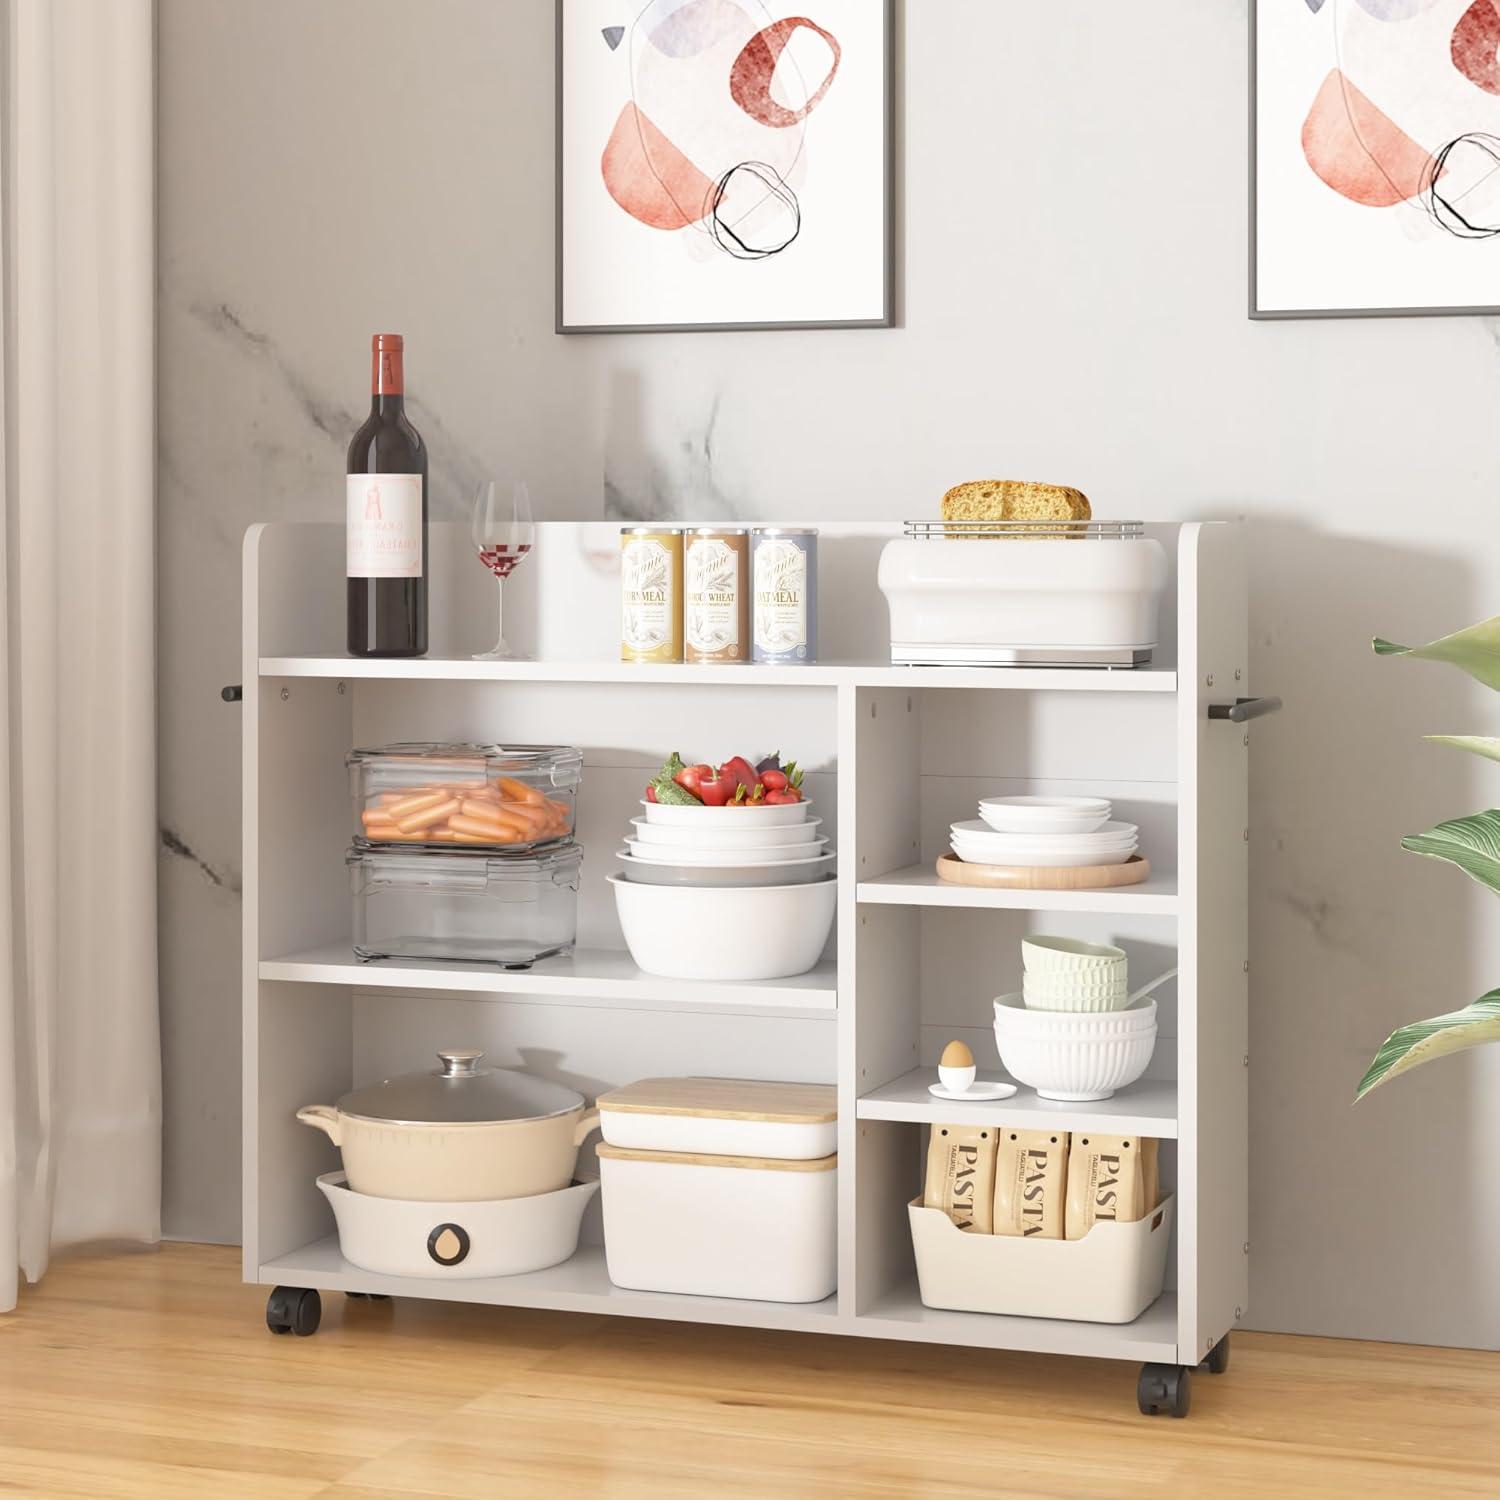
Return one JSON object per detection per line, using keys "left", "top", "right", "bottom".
{"left": 238, "top": 520, "right": 1264, "bottom": 1418}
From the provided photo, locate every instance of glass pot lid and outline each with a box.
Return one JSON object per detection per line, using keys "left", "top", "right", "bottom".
{"left": 335, "top": 1050, "right": 584, "bottom": 1125}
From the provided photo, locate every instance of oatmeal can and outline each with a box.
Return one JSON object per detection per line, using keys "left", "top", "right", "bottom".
{"left": 752, "top": 528, "right": 818, "bottom": 664}
{"left": 684, "top": 528, "right": 750, "bottom": 664}
{"left": 620, "top": 527, "right": 684, "bottom": 663}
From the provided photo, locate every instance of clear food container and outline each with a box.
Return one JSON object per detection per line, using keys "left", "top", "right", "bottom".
{"left": 349, "top": 844, "right": 582, "bottom": 967}
{"left": 348, "top": 743, "right": 583, "bottom": 852}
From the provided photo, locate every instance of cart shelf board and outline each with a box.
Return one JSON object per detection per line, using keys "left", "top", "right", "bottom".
{"left": 259, "top": 944, "right": 839, "bottom": 1014}
{"left": 857, "top": 865, "right": 1181, "bottom": 915}
{"left": 259, "top": 654, "right": 1179, "bottom": 694}
{"left": 857, "top": 1068, "right": 1180, "bottom": 1138}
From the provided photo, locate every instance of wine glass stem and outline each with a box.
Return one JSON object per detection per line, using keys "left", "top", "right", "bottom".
{"left": 494, "top": 576, "right": 507, "bottom": 653}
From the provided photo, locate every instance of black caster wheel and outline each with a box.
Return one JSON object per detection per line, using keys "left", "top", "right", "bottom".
{"left": 1201, "top": 1334, "right": 1230, "bottom": 1375}
{"left": 1137, "top": 1362, "right": 1192, "bottom": 1418}
{"left": 265, "top": 1285, "right": 321, "bottom": 1336}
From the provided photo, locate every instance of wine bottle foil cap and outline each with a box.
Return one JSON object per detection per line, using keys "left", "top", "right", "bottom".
{"left": 372, "top": 333, "right": 404, "bottom": 349}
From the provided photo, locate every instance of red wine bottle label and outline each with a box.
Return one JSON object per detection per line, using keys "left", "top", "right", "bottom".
{"left": 346, "top": 474, "right": 423, "bottom": 578}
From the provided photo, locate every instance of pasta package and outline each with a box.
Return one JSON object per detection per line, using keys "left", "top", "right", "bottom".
{"left": 1142, "top": 1137, "right": 1161, "bottom": 1214}
{"left": 1065, "top": 1133, "right": 1145, "bottom": 1241}
{"left": 923, "top": 1123, "right": 997, "bottom": 1234}
{"left": 993, "top": 1129, "right": 1069, "bottom": 1240}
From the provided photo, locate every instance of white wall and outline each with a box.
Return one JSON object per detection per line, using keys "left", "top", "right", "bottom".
{"left": 158, "top": 0, "right": 1500, "bottom": 1348}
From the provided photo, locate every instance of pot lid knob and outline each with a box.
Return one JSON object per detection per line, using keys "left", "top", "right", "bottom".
{"left": 436, "top": 1049, "right": 485, "bottom": 1077}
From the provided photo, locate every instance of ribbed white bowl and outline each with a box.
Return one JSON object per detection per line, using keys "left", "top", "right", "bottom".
{"left": 1021, "top": 937, "right": 1128, "bottom": 974}
{"left": 995, "top": 994, "right": 1157, "bottom": 1035}
{"left": 1022, "top": 974, "right": 1131, "bottom": 1013}
{"left": 992, "top": 1020, "right": 1158, "bottom": 1102}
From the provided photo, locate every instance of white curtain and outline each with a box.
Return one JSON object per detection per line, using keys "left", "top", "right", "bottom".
{"left": 1, "top": 0, "right": 159, "bottom": 1311}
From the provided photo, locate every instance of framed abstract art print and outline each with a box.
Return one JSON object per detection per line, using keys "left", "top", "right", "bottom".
{"left": 1254, "top": 0, "right": 1500, "bottom": 318}
{"left": 557, "top": 0, "right": 892, "bottom": 332}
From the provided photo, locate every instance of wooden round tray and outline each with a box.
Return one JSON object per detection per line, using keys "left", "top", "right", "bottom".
{"left": 935, "top": 852, "right": 1151, "bottom": 891}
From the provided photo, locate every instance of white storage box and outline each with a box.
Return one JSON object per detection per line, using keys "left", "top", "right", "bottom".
{"left": 877, "top": 528, "right": 1169, "bottom": 667}
{"left": 316, "top": 1172, "right": 597, "bottom": 1280}
{"left": 596, "top": 1077, "right": 837, "bottom": 1160}
{"left": 907, "top": 1193, "right": 1173, "bottom": 1324}
{"left": 598, "top": 1144, "right": 837, "bottom": 1303}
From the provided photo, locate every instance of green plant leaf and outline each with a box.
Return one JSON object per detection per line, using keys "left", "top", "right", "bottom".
{"left": 1355, "top": 991, "right": 1500, "bottom": 1099}
{"left": 1424, "top": 735, "right": 1500, "bottom": 765}
{"left": 1401, "top": 809, "right": 1500, "bottom": 896}
{"left": 1373, "top": 617, "right": 1500, "bottom": 691}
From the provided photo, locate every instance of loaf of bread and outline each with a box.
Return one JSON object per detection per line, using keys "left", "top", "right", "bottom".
{"left": 940, "top": 480, "right": 1091, "bottom": 524}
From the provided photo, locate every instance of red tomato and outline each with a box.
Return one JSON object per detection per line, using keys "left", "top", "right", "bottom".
{"left": 698, "top": 775, "right": 730, "bottom": 807}
{"left": 760, "top": 768, "right": 789, "bottom": 792}
{"left": 673, "top": 763, "right": 714, "bottom": 799}
{"left": 764, "top": 788, "right": 802, "bottom": 805}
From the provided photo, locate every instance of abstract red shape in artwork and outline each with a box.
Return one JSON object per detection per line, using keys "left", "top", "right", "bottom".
{"left": 600, "top": 102, "right": 716, "bottom": 230}
{"left": 1452, "top": 0, "right": 1500, "bottom": 95}
{"left": 1300, "top": 69, "right": 1436, "bottom": 206}
{"left": 730, "top": 17, "right": 841, "bottom": 129}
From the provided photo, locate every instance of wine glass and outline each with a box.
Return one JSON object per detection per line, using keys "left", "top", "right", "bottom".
{"left": 471, "top": 481, "right": 536, "bottom": 660}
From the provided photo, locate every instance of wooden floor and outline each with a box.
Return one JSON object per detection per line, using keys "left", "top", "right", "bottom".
{"left": 0, "top": 1244, "right": 1494, "bottom": 1499}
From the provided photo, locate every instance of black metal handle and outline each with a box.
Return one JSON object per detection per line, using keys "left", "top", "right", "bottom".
{"left": 221, "top": 684, "right": 243, "bottom": 703}
{"left": 1208, "top": 696, "right": 1281, "bottom": 723}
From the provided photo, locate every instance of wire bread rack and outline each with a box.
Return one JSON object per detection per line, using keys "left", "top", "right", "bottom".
{"left": 904, "top": 520, "right": 1146, "bottom": 541}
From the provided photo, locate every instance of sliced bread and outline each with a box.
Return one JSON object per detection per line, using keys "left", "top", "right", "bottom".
{"left": 941, "top": 480, "right": 1091, "bottom": 524}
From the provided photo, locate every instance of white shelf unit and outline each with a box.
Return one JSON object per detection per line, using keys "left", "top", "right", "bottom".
{"left": 242, "top": 519, "right": 1249, "bottom": 1396}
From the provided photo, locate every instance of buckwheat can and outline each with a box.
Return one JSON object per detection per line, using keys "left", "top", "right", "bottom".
{"left": 752, "top": 528, "right": 818, "bottom": 664}
{"left": 620, "top": 527, "right": 684, "bottom": 663}
{"left": 684, "top": 528, "right": 750, "bottom": 664}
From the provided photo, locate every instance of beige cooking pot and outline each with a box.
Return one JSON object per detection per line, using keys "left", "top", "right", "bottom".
{"left": 297, "top": 1049, "right": 600, "bottom": 1202}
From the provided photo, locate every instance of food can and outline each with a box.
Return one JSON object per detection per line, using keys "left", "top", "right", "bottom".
{"left": 620, "top": 527, "right": 684, "bottom": 663}
{"left": 752, "top": 528, "right": 818, "bottom": 664}
{"left": 684, "top": 528, "right": 750, "bottom": 664}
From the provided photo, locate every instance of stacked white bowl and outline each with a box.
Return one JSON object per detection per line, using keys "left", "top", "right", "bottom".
{"left": 950, "top": 796, "right": 1138, "bottom": 868}
{"left": 611, "top": 798, "right": 838, "bottom": 981}
{"left": 991, "top": 937, "right": 1157, "bottom": 1101}
{"left": 618, "top": 798, "right": 834, "bottom": 888}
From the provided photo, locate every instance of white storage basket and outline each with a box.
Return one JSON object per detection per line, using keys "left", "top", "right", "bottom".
{"left": 598, "top": 1144, "right": 837, "bottom": 1303}
{"left": 907, "top": 1193, "right": 1173, "bottom": 1324}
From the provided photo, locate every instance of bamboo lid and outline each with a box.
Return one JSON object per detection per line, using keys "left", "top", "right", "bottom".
{"left": 595, "top": 1143, "right": 837, "bottom": 1172}
{"left": 595, "top": 1077, "right": 837, "bottom": 1124}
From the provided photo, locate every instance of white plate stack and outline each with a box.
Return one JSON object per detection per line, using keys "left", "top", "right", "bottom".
{"left": 950, "top": 796, "right": 1138, "bottom": 868}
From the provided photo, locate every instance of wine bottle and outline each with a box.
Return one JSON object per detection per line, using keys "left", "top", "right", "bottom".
{"left": 347, "top": 333, "right": 428, "bottom": 656}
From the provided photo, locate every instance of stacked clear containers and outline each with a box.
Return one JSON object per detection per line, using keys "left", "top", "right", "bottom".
{"left": 347, "top": 744, "right": 584, "bottom": 967}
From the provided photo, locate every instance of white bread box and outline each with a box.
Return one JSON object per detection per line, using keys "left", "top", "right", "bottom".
{"left": 596, "top": 1077, "right": 837, "bottom": 1160}
{"left": 597, "top": 1143, "right": 837, "bottom": 1303}
{"left": 877, "top": 525, "right": 1169, "bottom": 667}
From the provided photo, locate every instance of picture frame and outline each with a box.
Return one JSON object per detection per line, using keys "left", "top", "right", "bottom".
{"left": 556, "top": 0, "right": 893, "bottom": 333}
{"left": 1252, "top": 0, "right": 1500, "bottom": 320}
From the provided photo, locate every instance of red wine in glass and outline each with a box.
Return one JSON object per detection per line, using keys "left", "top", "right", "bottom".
{"left": 478, "top": 542, "right": 533, "bottom": 579}
{"left": 471, "top": 482, "right": 535, "bottom": 659}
